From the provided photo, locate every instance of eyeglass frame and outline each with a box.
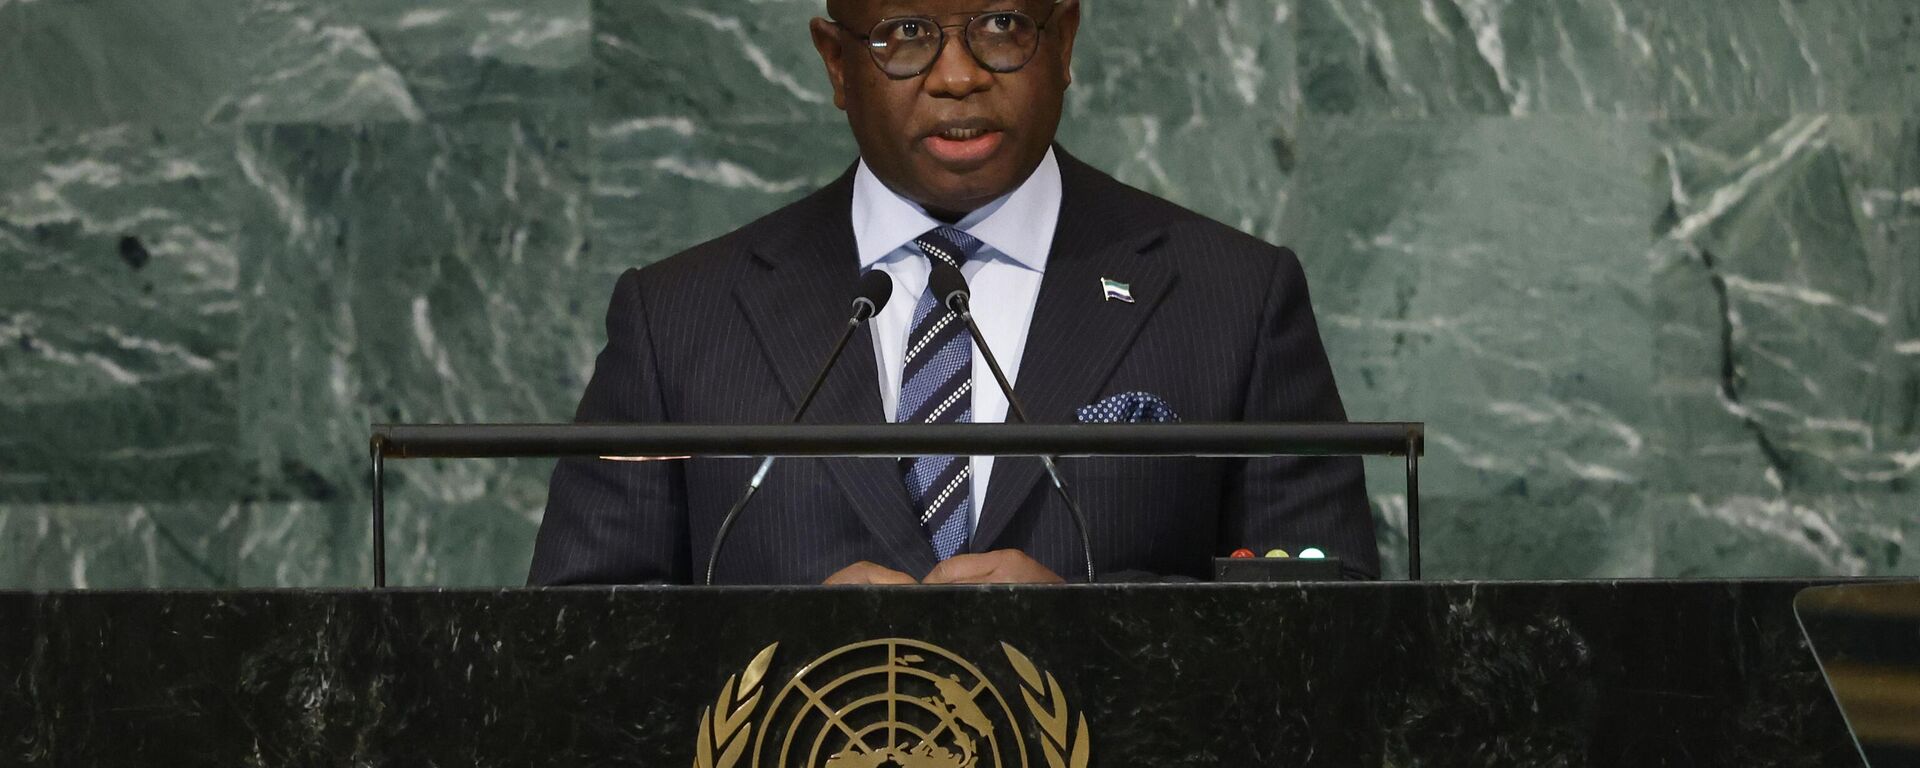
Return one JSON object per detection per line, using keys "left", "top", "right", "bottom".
{"left": 829, "top": 3, "right": 1064, "bottom": 80}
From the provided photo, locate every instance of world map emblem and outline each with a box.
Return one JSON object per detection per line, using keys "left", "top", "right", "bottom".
{"left": 692, "top": 639, "right": 1090, "bottom": 768}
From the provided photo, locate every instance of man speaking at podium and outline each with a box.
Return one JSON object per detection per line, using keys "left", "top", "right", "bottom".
{"left": 530, "top": 0, "right": 1378, "bottom": 585}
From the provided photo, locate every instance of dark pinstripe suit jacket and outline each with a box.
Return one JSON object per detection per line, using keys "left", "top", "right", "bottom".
{"left": 529, "top": 149, "right": 1379, "bottom": 585}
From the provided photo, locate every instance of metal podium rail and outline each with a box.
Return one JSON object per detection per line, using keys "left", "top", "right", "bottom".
{"left": 368, "top": 422, "right": 1426, "bottom": 587}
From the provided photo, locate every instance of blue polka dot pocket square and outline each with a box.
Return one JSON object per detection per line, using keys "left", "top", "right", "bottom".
{"left": 1076, "top": 391, "right": 1181, "bottom": 424}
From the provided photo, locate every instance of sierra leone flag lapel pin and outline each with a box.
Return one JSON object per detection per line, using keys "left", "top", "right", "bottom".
{"left": 1100, "top": 277, "right": 1134, "bottom": 303}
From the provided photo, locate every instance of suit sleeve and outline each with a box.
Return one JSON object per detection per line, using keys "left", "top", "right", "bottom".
{"left": 528, "top": 268, "right": 691, "bottom": 585}
{"left": 1220, "top": 247, "right": 1382, "bottom": 579}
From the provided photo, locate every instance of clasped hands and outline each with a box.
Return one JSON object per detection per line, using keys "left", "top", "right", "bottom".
{"left": 823, "top": 549, "right": 1064, "bottom": 585}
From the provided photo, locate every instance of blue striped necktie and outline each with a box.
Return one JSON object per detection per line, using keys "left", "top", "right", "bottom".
{"left": 899, "top": 227, "right": 981, "bottom": 561}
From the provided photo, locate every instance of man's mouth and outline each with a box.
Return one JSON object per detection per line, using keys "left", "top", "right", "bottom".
{"left": 923, "top": 123, "right": 1005, "bottom": 165}
{"left": 936, "top": 126, "right": 992, "bottom": 141}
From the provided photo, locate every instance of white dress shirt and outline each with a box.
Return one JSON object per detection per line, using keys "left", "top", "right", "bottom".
{"left": 852, "top": 149, "right": 1062, "bottom": 532}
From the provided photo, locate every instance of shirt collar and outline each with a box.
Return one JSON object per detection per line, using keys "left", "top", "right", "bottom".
{"left": 851, "top": 148, "right": 1060, "bottom": 273}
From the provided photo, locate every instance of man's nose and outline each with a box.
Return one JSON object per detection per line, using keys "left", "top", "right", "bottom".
{"left": 923, "top": 29, "right": 991, "bottom": 98}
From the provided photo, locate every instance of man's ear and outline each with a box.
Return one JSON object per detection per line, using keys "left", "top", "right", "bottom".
{"left": 1052, "top": 0, "right": 1082, "bottom": 87}
{"left": 810, "top": 18, "right": 851, "bottom": 111}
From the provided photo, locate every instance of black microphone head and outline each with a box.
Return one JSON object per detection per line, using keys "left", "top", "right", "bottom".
{"left": 928, "top": 259, "right": 970, "bottom": 312}
{"left": 851, "top": 269, "right": 893, "bottom": 320}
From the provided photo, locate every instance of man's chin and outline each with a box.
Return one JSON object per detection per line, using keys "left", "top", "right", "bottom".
{"left": 913, "top": 178, "right": 1015, "bottom": 219}
{"left": 878, "top": 150, "right": 1040, "bottom": 217}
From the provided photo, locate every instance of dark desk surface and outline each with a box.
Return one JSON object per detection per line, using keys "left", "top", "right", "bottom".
{"left": 0, "top": 580, "right": 1884, "bottom": 767}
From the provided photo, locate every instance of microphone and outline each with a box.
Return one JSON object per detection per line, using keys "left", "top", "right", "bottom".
{"left": 928, "top": 261, "right": 1098, "bottom": 583}
{"left": 703, "top": 270, "right": 893, "bottom": 585}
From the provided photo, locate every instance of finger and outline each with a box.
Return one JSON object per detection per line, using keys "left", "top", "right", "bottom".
{"left": 824, "top": 562, "right": 919, "bottom": 585}
{"left": 866, "top": 567, "right": 918, "bottom": 585}
{"left": 979, "top": 550, "right": 1064, "bottom": 584}
{"left": 860, "top": 564, "right": 917, "bottom": 587}
{"left": 942, "top": 568, "right": 1007, "bottom": 584}
{"left": 923, "top": 555, "right": 995, "bottom": 584}
{"left": 957, "top": 558, "right": 1023, "bottom": 584}
{"left": 823, "top": 561, "right": 880, "bottom": 585}
{"left": 925, "top": 552, "right": 983, "bottom": 583}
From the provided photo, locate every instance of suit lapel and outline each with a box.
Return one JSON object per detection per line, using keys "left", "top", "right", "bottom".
{"left": 732, "top": 171, "right": 937, "bottom": 574}
{"left": 971, "top": 154, "right": 1180, "bottom": 553}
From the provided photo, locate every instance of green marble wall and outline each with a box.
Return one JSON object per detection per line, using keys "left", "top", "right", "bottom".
{"left": 2, "top": 0, "right": 1915, "bottom": 586}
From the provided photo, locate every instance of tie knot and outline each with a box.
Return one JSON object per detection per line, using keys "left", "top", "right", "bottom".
{"left": 913, "top": 226, "right": 980, "bottom": 270}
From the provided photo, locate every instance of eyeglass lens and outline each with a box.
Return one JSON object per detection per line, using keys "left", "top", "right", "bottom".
{"left": 868, "top": 12, "right": 1041, "bottom": 78}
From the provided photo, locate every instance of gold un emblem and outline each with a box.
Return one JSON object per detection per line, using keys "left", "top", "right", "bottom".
{"left": 691, "top": 638, "right": 1090, "bottom": 768}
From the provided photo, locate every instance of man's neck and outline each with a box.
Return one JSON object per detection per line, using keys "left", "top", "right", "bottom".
{"left": 924, "top": 205, "right": 968, "bottom": 224}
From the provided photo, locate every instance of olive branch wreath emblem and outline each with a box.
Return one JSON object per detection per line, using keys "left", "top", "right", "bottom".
{"left": 692, "top": 640, "right": 1089, "bottom": 768}
{"left": 1000, "top": 642, "right": 1090, "bottom": 768}
{"left": 693, "top": 643, "right": 778, "bottom": 768}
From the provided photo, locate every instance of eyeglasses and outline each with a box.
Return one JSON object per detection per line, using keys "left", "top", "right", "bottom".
{"left": 833, "top": 4, "right": 1060, "bottom": 79}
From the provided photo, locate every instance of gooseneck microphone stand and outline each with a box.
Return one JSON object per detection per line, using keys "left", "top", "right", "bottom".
{"left": 703, "top": 272, "right": 892, "bottom": 585}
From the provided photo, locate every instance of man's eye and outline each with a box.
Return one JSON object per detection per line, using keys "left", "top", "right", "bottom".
{"left": 890, "top": 21, "right": 928, "bottom": 41}
{"left": 981, "top": 13, "right": 1022, "bottom": 33}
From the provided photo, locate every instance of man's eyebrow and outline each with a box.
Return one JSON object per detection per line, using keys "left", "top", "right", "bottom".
{"left": 870, "top": 1, "right": 927, "bottom": 18}
{"left": 868, "top": 0, "right": 1033, "bottom": 18}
